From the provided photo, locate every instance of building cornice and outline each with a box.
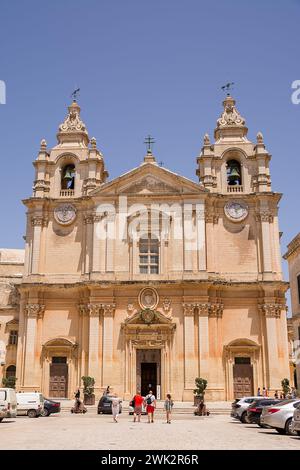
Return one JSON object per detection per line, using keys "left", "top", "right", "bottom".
{"left": 283, "top": 232, "right": 300, "bottom": 260}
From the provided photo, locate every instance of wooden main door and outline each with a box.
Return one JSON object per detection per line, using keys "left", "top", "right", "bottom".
{"left": 141, "top": 363, "right": 157, "bottom": 396}
{"left": 49, "top": 357, "right": 68, "bottom": 398}
{"left": 233, "top": 358, "right": 254, "bottom": 399}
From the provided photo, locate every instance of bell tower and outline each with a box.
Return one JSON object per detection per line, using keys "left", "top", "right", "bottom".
{"left": 196, "top": 94, "right": 271, "bottom": 194}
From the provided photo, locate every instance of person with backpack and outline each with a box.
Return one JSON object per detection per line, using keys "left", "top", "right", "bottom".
{"left": 164, "top": 394, "right": 174, "bottom": 424}
{"left": 144, "top": 390, "right": 156, "bottom": 423}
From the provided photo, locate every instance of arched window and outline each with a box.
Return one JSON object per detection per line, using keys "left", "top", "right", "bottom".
{"left": 6, "top": 365, "right": 16, "bottom": 378}
{"left": 226, "top": 160, "right": 242, "bottom": 186}
{"left": 61, "top": 164, "right": 75, "bottom": 190}
{"left": 139, "top": 234, "right": 159, "bottom": 274}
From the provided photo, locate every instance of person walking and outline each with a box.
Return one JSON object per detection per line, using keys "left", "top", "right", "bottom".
{"left": 144, "top": 390, "right": 156, "bottom": 423}
{"left": 132, "top": 390, "right": 144, "bottom": 423}
{"left": 262, "top": 387, "right": 267, "bottom": 397}
{"left": 111, "top": 393, "right": 122, "bottom": 423}
{"left": 164, "top": 394, "right": 174, "bottom": 423}
{"left": 75, "top": 389, "right": 80, "bottom": 400}
{"left": 257, "top": 387, "right": 261, "bottom": 396}
{"left": 274, "top": 390, "right": 279, "bottom": 399}
{"left": 104, "top": 385, "right": 111, "bottom": 396}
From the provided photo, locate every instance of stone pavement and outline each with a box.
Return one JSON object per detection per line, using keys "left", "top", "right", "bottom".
{"left": 1, "top": 412, "right": 300, "bottom": 450}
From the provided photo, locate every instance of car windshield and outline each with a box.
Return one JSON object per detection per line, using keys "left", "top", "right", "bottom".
{"left": 0, "top": 390, "right": 6, "bottom": 401}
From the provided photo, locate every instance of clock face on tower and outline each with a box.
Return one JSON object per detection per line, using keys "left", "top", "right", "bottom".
{"left": 54, "top": 203, "right": 77, "bottom": 225}
{"left": 224, "top": 201, "right": 249, "bottom": 222}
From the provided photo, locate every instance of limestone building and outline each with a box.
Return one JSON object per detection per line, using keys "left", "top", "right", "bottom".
{"left": 0, "top": 95, "right": 290, "bottom": 400}
{"left": 284, "top": 234, "right": 300, "bottom": 389}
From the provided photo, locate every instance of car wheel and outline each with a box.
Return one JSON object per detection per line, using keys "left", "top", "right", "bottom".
{"left": 296, "top": 431, "right": 300, "bottom": 436}
{"left": 275, "top": 427, "right": 285, "bottom": 435}
{"left": 27, "top": 409, "right": 37, "bottom": 418}
{"left": 41, "top": 409, "right": 49, "bottom": 417}
{"left": 285, "top": 418, "right": 297, "bottom": 436}
{"left": 0, "top": 418, "right": 3, "bottom": 423}
{"left": 241, "top": 412, "right": 248, "bottom": 424}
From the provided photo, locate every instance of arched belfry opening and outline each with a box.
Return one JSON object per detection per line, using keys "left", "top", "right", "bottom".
{"left": 61, "top": 164, "right": 75, "bottom": 190}
{"left": 226, "top": 159, "right": 242, "bottom": 186}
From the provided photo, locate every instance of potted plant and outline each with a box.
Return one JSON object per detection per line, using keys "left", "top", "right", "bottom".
{"left": 81, "top": 376, "right": 95, "bottom": 405}
{"left": 281, "top": 378, "right": 290, "bottom": 398}
{"left": 193, "top": 377, "right": 207, "bottom": 406}
{"left": 2, "top": 376, "right": 17, "bottom": 389}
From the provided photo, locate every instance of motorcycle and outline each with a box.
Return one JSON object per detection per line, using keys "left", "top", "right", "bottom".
{"left": 71, "top": 399, "right": 87, "bottom": 414}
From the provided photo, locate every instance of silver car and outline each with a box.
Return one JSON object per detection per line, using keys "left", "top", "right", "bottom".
{"left": 291, "top": 402, "right": 300, "bottom": 436}
{"left": 260, "top": 399, "right": 300, "bottom": 435}
{"left": 231, "top": 397, "right": 262, "bottom": 423}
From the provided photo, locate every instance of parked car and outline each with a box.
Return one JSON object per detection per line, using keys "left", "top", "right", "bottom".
{"left": 41, "top": 398, "right": 61, "bottom": 417}
{"left": 16, "top": 392, "right": 44, "bottom": 418}
{"left": 0, "top": 388, "right": 17, "bottom": 421}
{"left": 246, "top": 398, "right": 282, "bottom": 425}
{"left": 231, "top": 397, "right": 262, "bottom": 423}
{"left": 291, "top": 402, "right": 300, "bottom": 436}
{"left": 260, "top": 399, "right": 300, "bottom": 435}
{"left": 97, "top": 395, "right": 122, "bottom": 414}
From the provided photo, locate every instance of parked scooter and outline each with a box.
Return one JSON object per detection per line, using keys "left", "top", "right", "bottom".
{"left": 71, "top": 398, "right": 87, "bottom": 414}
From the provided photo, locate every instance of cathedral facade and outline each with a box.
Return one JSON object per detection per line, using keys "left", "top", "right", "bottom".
{"left": 0, "top": 95, "right": 290, "bottom": 401}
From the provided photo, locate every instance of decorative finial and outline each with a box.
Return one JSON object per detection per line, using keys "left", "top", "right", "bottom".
{"left": 256, "top": 131, "right": 264, "bottom": 144}
{"left": 221, "top": 82, "right": 235, "bottom": 96}
{"left": 90, "top": 136, "right": 97, "bottom": 148}
{"left": 40, "top": 138, "right": 47, "bottom": 150}
{"left": 144, "top": 135, "right": 155, "bottom": 154}
{"left": 203, "top": 133, "right": 210, "bottom": 146}
{"left": 71, "top": 88, "right": 80, "bottom": 102}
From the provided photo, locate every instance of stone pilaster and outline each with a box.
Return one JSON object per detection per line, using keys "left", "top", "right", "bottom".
{"left": 197, "top": 303, "right": 210, "bottom": 378}
{"left": 23, "top": 303, "right": 45, "bottom": 388}
{"left": 87, "top": 303, "right": 102, "bottom": 388}
{"left": 31, "top": 216, "right": 48, "bottom": 274}
{"left": 102, "top": 304, "right": 116, "bottom": 387}
{"left": 182, "top": 303, "right": 196, "bottom": 399}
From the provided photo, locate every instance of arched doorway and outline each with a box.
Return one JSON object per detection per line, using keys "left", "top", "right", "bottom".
{"left": 5, "top": 364, "right": 16, "bottom": 378}
{"left": 224, "top": 338, "right": 260, "bottom": 400}
{"left": 42, "top": 338, "right": 78, "bottom": 399}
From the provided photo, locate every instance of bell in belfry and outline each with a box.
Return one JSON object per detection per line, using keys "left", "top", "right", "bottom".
{"left": 228, "top": 166, "right": 241, "bottom": 185}
{"left": 63, "top": 167, "right": 74, "bottom": 181}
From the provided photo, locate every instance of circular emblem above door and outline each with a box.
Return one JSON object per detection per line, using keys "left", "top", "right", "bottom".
{"left": 224, "top": 201, "right": 248, "bottom": 222}
{"left": 54, "top": 203, "right": 77, "bottom": 225}
{"left": 138, "top": 287, "right": 159, "bottom": 311}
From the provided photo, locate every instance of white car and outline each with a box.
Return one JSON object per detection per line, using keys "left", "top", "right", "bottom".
{"left": 260, "top": 399, "right": 300, "bottom": 435}
{"left": 291, "top": 402, "right": 300, "bottom": 436}
{"left": 16, "top": 392, "right": 44, "bottom": 418}
{"left": 0, "top": 388, "right": 17, "bottom": 421}
{"left": 231, "top": 397, "right": 262, "bottom": 423}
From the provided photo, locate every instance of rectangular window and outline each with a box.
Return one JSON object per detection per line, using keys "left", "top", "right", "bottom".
{"left": 234, "top": 357, "right": 251, "bottom": 364}
{"left": 9, "top": 330, "right": 18, "bottom": 345}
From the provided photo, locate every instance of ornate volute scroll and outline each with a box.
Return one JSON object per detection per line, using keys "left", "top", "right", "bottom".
{"left": 25, "top": 303, "right": 45, "bottom": 318}
{"left": 182, "top": 303, "right": 195, "bottom": 316}
{"left": 78, "top": 303, "right": 116, "bottom": 317}
{"left": 183, "top": 302, "right": 224, "bottom": 318}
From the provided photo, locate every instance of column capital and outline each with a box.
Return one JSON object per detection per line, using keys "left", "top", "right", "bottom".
{"left": 102, "top": 303, "right": 116, "bottom": 317}
{"left": 182, "top": 303, "right": 195, "bottom": 316}
{"left": 87, "top": 303, "right": 102, "bottom": 317}
{"left": 255, "top": 211, "right": 274, "bottom": 223}
{"left": 31, "top": 215, "right": 48, "bottom": 227}
{"left": 25, "top": 303, "right": 45, "bottom": 318}
{"left": 205, "top": 211, "right": 219, "bottom": 224}
{"left": 208, "top": 302, "right": 223, "bottom": 318}
{"left": 195, "top": 303, "right": 210, "bottom": 316}
{"left": 258, "top": 302, "right": 285, "bottom": 318}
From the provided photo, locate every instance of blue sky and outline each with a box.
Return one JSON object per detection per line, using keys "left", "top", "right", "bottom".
{"left": 0, "top": 0, "right": 299, "bottom": 289}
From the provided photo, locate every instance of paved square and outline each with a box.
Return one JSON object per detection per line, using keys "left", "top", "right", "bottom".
{"left": 1, "top": 411, "right": 300, "bottom": 450}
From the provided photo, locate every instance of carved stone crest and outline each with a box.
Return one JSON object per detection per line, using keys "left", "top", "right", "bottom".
{"left": 138, "top": 287, "right": 159, "bottom": 311}
{"left": 54, "top": 204, "right": 77, "bottom": 225}
{"left": 140, "top": 308, "right": 156, "bottom": 324}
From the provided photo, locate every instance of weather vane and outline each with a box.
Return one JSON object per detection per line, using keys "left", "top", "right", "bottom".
{"left": 71, "top": 88, "right": 80, "bottom": 101}
{"left": 221, "top": 82, "right": 234, "bottom": 95}
{"left": 144, "top": 135, "right": 155, "bottom": 153}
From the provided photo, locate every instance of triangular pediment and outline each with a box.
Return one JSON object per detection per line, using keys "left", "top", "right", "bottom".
{"left": 89, "top": 162, "right": 206, "bottom": 197}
